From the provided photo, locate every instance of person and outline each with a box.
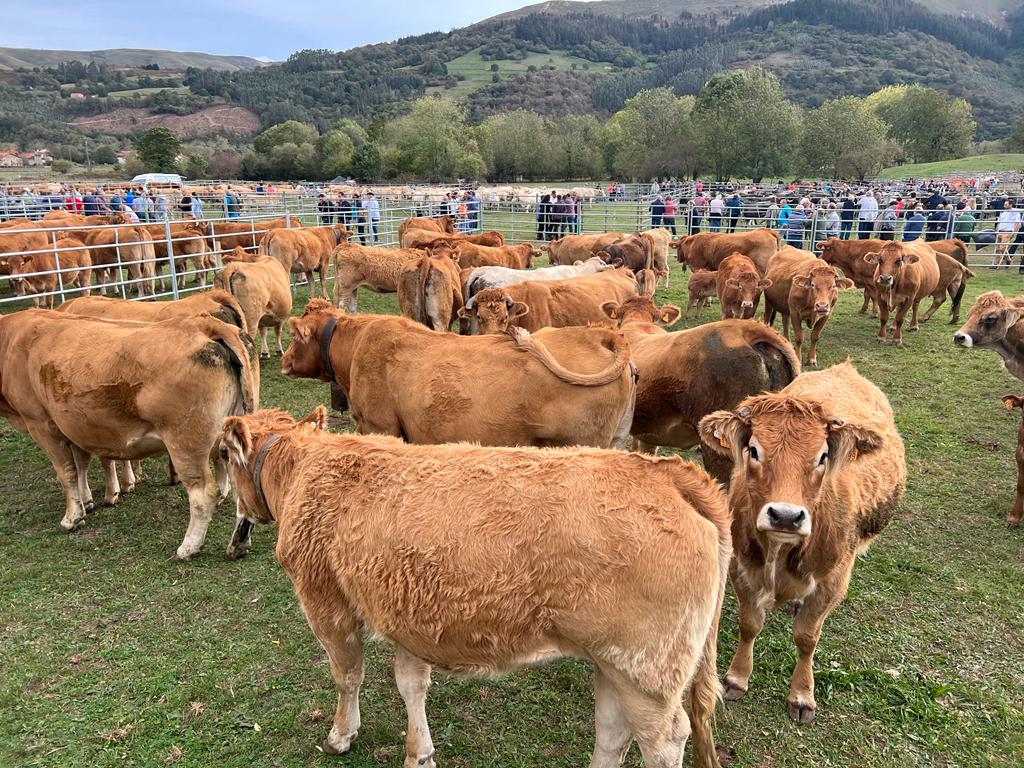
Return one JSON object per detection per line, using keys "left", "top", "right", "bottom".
{"left": 726, "top": 193, "right": 742, "bottom": 233}
{"left": 954, "top": 206, "right": 976, "bottom": 240}
{"left": 708, "top": 193, "right": 724, "bottom": 232}
{"left": 124, "top": 187, "right": 135, "bottom": 208}
{"left": 995, "top": 198, "right": 1021, "bottom": 267}
{"left": 536, "top": 193, "right": 550, "bottom": 241}
{"left": 121, "top": 201, "right": 140, "bottom": 223}
{"left": 362, "top": 191, "right": 380, "bottom": 243}
{"left": 255, "top": 182, "right": 265, "bottom": 194}
{"left": 650, "top": 194, "right": 665, "bottom": 229}
{"left": 878, "top": 200, "right": 899, "bottom": 241}
{"left": 224, "top": 189, "right": 241, "bottom": 219}
{"left": 132, "top": 192, "right": 148, "bottom": 223}
{"left": 925, "top": 188, "right": 946, "bottom": 210}
{"left": 824, "top": 203, "right": 840, "bottom": 240}
{"left": 689, "top": 191, "right": 706, "bottom": 234}
{"left": 466, "top": 189, "right": 480, "bottom": 231}
{"left": 839, "top": 195, "right": 857, "bottom": 240}
{"left": 178, "top": 192, "right": 193, "bottom": 217}
{"left": 777, "top": 198, "right": 792, "bottom": 230}
{"left": 858, "top": 190, "right": 878, "bottom": 239}
{"left": 925, "top": 205, "right": 949, "bottom": 243}
{"left": 903, "top": 205, "right": 926, "bottom": 241}
{"left": 662, "top": 196, "right": 677, "bottom": 236}
{"left": 783, "top": 201, "right": 809, "bottom": 249}
{"left": 191, "top": 193, "right": 204, "bottom": 219}
{"left": 336, "top": 192, "right": 350, "bottom": 228}
{"left": 317, "top": 193, "right": 333, "bottom": 225}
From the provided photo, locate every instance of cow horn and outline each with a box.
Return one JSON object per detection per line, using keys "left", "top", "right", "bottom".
{"left": 504, "top": 296, "right": 513, "bottom": 308}
{"left": 465, "top": 295, "right": 476, "bottom": 310}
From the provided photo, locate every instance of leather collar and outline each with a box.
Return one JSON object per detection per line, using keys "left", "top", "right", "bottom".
{"left": 320, "top": 315, "right": 339, "bottom": 381}
{"left": 251, "top": 433, "right": 283, "bottom": 521}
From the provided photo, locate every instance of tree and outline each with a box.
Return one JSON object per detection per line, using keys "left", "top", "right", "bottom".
{"left": 548, "top": 115, "right": 602, "bottom": 180}
{"left": 331, "top": 118, "right": 368, "bottom": 151}
{"left": 866, "top": 85, "right": 976, "bottom": 163}
{"left": 252, "top": 120, "right": 318, "bottom": 155}
{"left": 51, "top": 159, "right": 71, "bottom": 174}
{"left": 598, "top": 88, "right": 701, "bottom": 180}
{"left": 479, "top": 110, "right": 549, "bottom": 180}
{"left": 208, "top": 152, "right": 242, "bottom": 179}
{"left": 693, "top": 68, "right": 802, "bottom": 181}
{"left": 350, "top": 141, "right": 383, "bottom": 182}
{"left": 181, "top": 153, "right": 208, "bottom": 179}
{"left": 92, "top": 145, "right": 117, "bottom": 165}
{"left": 1006, "top": 113, "right": 1024, "bottom": 152}
{"left": 801, "top": 97, "right": 898, "bottom": 179}
{"left": 317, "top": 130, "right": 355, "bottom": 178}
{"left": 383, "top": 98, "right": 485, "bottom": 181}
{"left": 135, "top": 127, "right": 181, "bottom": 173}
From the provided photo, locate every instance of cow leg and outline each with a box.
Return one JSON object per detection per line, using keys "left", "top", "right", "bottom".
{"left": 214, "top": 452, "right": 231, "bottom": 502}
{"left": 723, "top": 579, "right": 766, "bottom": 701}
{"left": 166, "top": 448, "right": 217, "bottom": 560}
{"left": 791, "top": 317, "right": 804, "bottom": 363}
{"left": 858, "top": 290, "right": 870, "bottom": 314}
{"left": 781, "top": 311, "right": 791, "bottom": 340}
{"left": 806, "top": 316, "right": 829, "bottom": 367}
{"left": 259, "top": 326, "right": 271, "bottom": 358}
{"left": 395, "top": 646, "right": 436, "bottom": 768}
{"left": 876, "top": 300, "right": 890, "bottom": 344}
{"left": 615, "top": 680, "right": 689, "bottom": 768}
{"left": 131, "top": 459, "right": 143, "bottom": 482}
{"left": 636, "top": 440, "right": 659, "bottom": 455}
{"left": 29, "top": 425, "right": 86, "bottom": 532}
{"left": 99, "top": 457, "right": 121, "bottom": 506}
{"left": 274, "top": 321, "right": 285, "bottom": 355}
{"left": 118, "top": 460, "right": 137, "bottom": 493}
{"left": 319, "top": 268, "right": 328, "bottom": 299}
{"left": 71, "top": 447, "right": 96, "bottom": 513}
{"left": 1011, "top": 418, "right": 1024, "bottom": 527}
{"left": 891, "top": 301, "right": 910, "bottom": 346}
{"left": 589, "top": 668, "right": 633, "bottom": 768}
{"left": 919, "top": 291, "right": 945, "bottom": 323}
{"left": 908, "top": 298, "right": 923, "bottom": 331}
{"left": 788, "top": 567, "right": 851, "bottom": 724}
{"left": 305, "top": 271, "right": 318, "bottom": 298}
{"left": 300, "top": 593, "right": 364, "bottom": 755}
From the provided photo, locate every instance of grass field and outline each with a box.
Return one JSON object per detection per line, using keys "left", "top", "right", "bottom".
{"left": 1, "top": 250, "right": 1023, "bottom": 767}
{"left": 425, "top": 47, "right": 600, "bottom": 99}
{"left": 877, "top": 154, "right": 1024, "bottom": 180}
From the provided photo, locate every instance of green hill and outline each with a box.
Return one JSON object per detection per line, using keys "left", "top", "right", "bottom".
{"left": 877, "top": 154, "right": 1024, "bottom": 179}
{"left": 0, "top": 47, "right": 267, "bottom": 72}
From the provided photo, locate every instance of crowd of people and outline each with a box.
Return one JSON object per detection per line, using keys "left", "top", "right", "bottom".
{"left": 315, "top": 190, "right": 384, "bottom": 243}
{"left": 536, "top": 191, "right": 583, "bottom": 241}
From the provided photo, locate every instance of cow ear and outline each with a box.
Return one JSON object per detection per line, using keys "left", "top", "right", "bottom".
{"left": 793, "top": 275, "right": 811, "bottom": 289}
{"left": 863, "top": 252, "right": 879, "bottom": 264}
{"left": 601, "top": 301, "right": 621, "bottom": 320}
{"left": 288, "top": 317, "right": 310, "bottom": 340}
{"left": 456, "top": 307, "right": 471, "bottom": 320}
{"left": 1002, "top": 394, "right": 1024, "bottom": 411}
{"left": 659, "top": 304, "right": 682, "bottom": 325}
{"left": 826, "top": 417, "right": 884, "bottom": 471}
{"left": 814, "top": 241, "right": 826, "bottom": 250}
{"left": 699, "top": 409, "right": 750, "bottom": 460}
{"left": 905, "top": 253, "right": 920, "bottom": 264}
{"left": 573, "top": 260, "right": 584, "bottom": 266}
{"left": 510, "top": 302, "right": 530, "bottom": 319}
{"left": 758, "top": 278, "right": 773, "bottom": 289}
{"left": 299, "top": 405, "right": 328, "bottom": 432}
{"left": 221, "top": 417, "right": 252, "bottom": 466}
{"left": 837, "top": 277, "right": 855, "bottom": 290}
{"left": 726, "top": 278, "right": 741, "bottom": 289}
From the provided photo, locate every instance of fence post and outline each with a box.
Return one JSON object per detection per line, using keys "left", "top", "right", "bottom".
{"left": 164, "top": 219, "right": 180, "bottom": 299}
{"left": 114, "top": 226, "right": 128, "bottom": 300}
{"left": 51, "top": 230, "right": 66, "bottom": 305}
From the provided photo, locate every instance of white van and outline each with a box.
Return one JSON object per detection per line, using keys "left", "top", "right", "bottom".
{"left": 131, "top": 173, "right": 184, "bottom": 191}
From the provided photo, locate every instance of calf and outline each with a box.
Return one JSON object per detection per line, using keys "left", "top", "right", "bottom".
{"left": 332, "top": 244, "right": 424, "bottom": 313}
{"left": 642, "top": 227, "right": 673, "bottom": 288}
{"left": 699, "top": 361, "right": 906, "bottom": 723}
{"left": 259, "top": 224, "right": 350, "bottom": 298}
{"left": 954, "top": 291, "right": 1024, "bottom": 380}
{"left": 397, "top": 251, "right": 463, "bottom": 331}
{"left": 454, "top": 242, "right": 536, "bottom": 270}
{"left": 815, "top": 237, "right": 884, "bottom": 317}
{"left": 8, "top": 236, "right": 93, "bottom": 307}
{"left": 597, "top": 233, "right": 653, "bottom": 273}
{"left": 215, "top": 248, "right": 293, "bottom": 357}
{"left": 866, "top": 241, "right": 940, "bottom": 345}
{"left": 685, "top": 270, "right": 717, "bottom": 322}
{"left": 220, "top": 407, "right": 728, "bottom": 767}
{"left": 673, "top": 228, "right": 780, "bottom": 274}
{"left": 544, "top": 232, "right": 625, "bottom": 266}
{"left": 1001, "top": 395, "right": 1024, "bottom": 527}
{"left": 716, "top": 252, "right": 771, "bottom": 320}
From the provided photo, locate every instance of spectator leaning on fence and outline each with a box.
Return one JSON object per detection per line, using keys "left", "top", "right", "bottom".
{"left": 995, "top": 198, "right": 1021, "bottom": 267}
{"left": 708, "top": 193, "right": 724, "bottom": 232}
{"left": 903, "top": 205, "right": 926, "bottom": 241}
{"left": 825, "top": 203, "right": 840, "bottom": 240}
{"left": 650, "top": 193, "right": 665, "bottom": 228}
{"left": 777, "top": 198, "right": 792, "bottom": 230}
{"left": 878, "top": 200, "right": 899, "bottom": 241}
{"left": 925, "top": 205, "right": 949, "bottom": 243}
{"left": 191, "top": 193, "right": 204, "bottom": 219}
{"left": 726, "top": 192, "right": 742, "bottom": 233}
{"left": 858, "top": 190, "right": 878, "bottom": 239}
{"left": 840, "top": 194, "right": 856, "bottom": 240}
{"left": 783, "top": 199, "right": 809, "bottom": 248}
{"left": 765, "top": 197, "right": 780, "bottom": 229}
{"left": 662, "top": 196, "right": 677, "bottom": 236}
{"left": 690, "top": 192, "right": 707, "bottom": 234}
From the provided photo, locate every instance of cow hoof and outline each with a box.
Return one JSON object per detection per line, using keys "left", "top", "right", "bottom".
{"left": 172, "top": 547, "right": 200, "bottom": 562}
{"left": 722, "top": 677, "right": 748, "bottom": 701}
{"left": 1008, "top": 517, "right": 1022, "bottom": 528}
{"left": 876, "top": 338, "right": 886, "bottom": 345}
{"left": 405, "top": 752, "right": 435, "bottom": 768}
{"left": 83, "top": 499, "right": 95, "bottom": 513}
{"left": 321, "top": 727, "right": 358, "bottom": 755}
{"left": 907, "top": 326, "right": 919, "bottom": 333}
{"left": 224, "top": 543, "right": 251, "bottom": 561}
{"left": 260, "top": 352, "right": 270, "bottom": 360}
{"left": 787, "top": 698, "right": 816, "bottom": 724}
{"left": 60, "top": 518, "right": 86, "bottom": 533}
{"left": 103, "top": 494, "right": 119, "bottom": 507}
{"left": 807, "top": 358, "right": 817, "bottom": 368}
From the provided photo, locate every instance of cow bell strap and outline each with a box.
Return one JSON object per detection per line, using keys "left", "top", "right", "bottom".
{"left": 320, "top": 315, "right": 339, "bottom": 381}
{"left": 252, "top": 433, "right": 283, "bottom": 521}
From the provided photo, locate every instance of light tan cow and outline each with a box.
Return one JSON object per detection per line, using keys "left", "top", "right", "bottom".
{"left": 453, "top": 242, "right": 537, "bottom": 270}
{"left": 215, "top": 248, "right": 293, "bottom": 356}
{"left": 139, "top": 220, "right": 213, "bottom": 287}
{"left": 8, "top": 235, "right": 93, "bottom": 307}
{"left": 642, "top": 228, "right": 673, "bottom": 288}
{"left": 397, "top": 215, "right": 456, "bottom": 247}
{"left": 400, "top": 229, "right": 505, "bottom": 250}
{"left": 544, "top": 232, "right": 626, "bottom": 266}
{"left": 0, "top": 309, "right": 259, "bottom": 559}
{"left": 673, "top": 228, "right": 781, "bottom": 275}
{"left": 397, "top": 251, "right": 463, "bottom": 331}
{"left": 282, "top": 299, "right": 638, "bottom": 450}
{"left": 699, "top": 362, "right": 905, "bottom": 723}
{"left": 205, "top": 216, "right": 299, "bottom": 253}
{"left": 331, "top": 243, "right": 425, "bottom": 313}
{"left": 716, "top": 252, "right": 771, "bottom": 320}
{"left": 220, "top": 407, "right": 729, "bottom": 767}
{"left": 685, "top": 270, "right": 717, "bottom": 322}
{"left": 57, "top": 289, "right": 246, "bottom": 330}
{"left": 81, "top": 225, "right": 158, "bottom": 297}
{"left": 259, "top": 224, "right": 350, "bottom": 298}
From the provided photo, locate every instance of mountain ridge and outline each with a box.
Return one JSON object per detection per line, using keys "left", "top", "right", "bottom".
{"left": 0, "top": 47, "right": 268, "bottom": 72}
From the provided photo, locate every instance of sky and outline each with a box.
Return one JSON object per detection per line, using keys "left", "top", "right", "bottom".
{"left": 3, "top": 1, "right": 597, "bottom": 61}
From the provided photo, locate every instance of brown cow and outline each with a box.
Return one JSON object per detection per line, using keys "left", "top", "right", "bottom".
{"left": 643, "top": 228, "right": 673, "bottom": 288}
{"left": 685, "top": 270, "right": 718, "bottom": 322}
{"left": 205, "top": 216, "right": 299, "bottom": 254}
{"left": 815, "top": 238, "right": 885, "bottom": 317}
{"left": 460, "top": 269, "right": 638, "bottom": 335}
{"left": 401, "top": 230, "right": 505, "bottom": 250}
{"left": 332, "top": 244, "right": 425, "bottom": 313}
{"left": 544, "top": 232, "right": 625, "bottom": 266}
{"left": 8, "top": 235, "right": 93, "bottom": 307}
{"left": 81, "top": 225, "right": 158, "bottom": 297}
{"left": 763, "top": 247, "right": 855, "bottom": 367}
{"left": 0, "top": 309, "right": 259, "bottom": 559}
{"left": 929, "top": 237, "right": 970, "bottom": 267}
{"left": 282, "top": 300, "right": 637, "bottom": 450}
{"left": 453, "top": 242, "right": 536, "bottom": 270}
{"left": 699, "top": 361, "right": 906, "bottom": 723}
{"left": 259, "top": 224, "right": 350, "bottom": 298}
{"left": 602, "top": 285, "right": 799, "bottom": 483}
{"left": 672, "top": 228, "right": 780, "bottom": 274}
{"left": 397, "top": 215, "right": 456, "bottom": 247}
{"left": 1000, "top": 395, "right": 1024, "bottom": 527}
{"left": 717, "top": 252, "right": 771, "bottom": 320}
{"left": 215, "top": 248, "right": 293, "bottom": 357}
{"left": 397, "top": 251, "right": 463, "bottom": 331}
{"left": 139, "top": 220, "right": 213, "bottom": 288}
{"left": 219, "top": 407, "right": 727, "bottom": 767}
{"left": 58, "top": 289, "right": 246, "bottom": 330}
{"left": 866, "top": 240, "right": 956, "bottom": 345}
{"left": 953, "top": 291, "right": 1024, "bottom": 380}
{"left": 597, "top": 233, "right": 653, "bottom": 273}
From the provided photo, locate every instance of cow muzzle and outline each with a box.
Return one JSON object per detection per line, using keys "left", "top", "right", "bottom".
{"left": 953, "top": 332, "right": 973, "bottom": 347}
{"left": 757, "top": 502, "right": 811, "bottom": 537}
{"left": 877, "top": 275, "right": 894, "bottom": 287}
{"left": 814, "top": 303, "right": 831, "bottom": 316}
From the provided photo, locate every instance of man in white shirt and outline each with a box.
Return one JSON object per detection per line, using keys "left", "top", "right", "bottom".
{"left": 995, "top": 198, "right": 1021, "bottom": 267}
{"left": 361, "top": 192, "right": 380, "bottom": 243}
{"left": 857, "top": 190, "right": 878, "bottom": 240}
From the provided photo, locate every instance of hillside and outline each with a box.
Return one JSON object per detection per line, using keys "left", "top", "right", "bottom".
{"left": 0, "top": 47, "right": 267, "bottom": 72}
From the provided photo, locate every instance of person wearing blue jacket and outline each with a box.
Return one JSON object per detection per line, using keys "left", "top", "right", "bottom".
{"left": 902, "top": 206, "right": 926, "bottom": 241}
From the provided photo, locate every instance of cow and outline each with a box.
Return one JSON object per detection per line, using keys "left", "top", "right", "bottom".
{"left": 464, "top": 257, "right": 611, "bottom": 303}
{"left": 866, "top": 240, "right": 970, "bottom": 345}
{"left": 331, "top": 243, "right": 425, "bottom": 313}
{"left": 215, "top": 248, "right": 293, "bottom": 357}
{"left": 815, "top": 238, "right": 885, "bottom": 317}
{"left": 763, "top": 247, "right": 855, "bottom": 367}
{"left": 601, "top": 283, "right": 799, "bottom": 482}
{"left": 453, "top": 242, "right": 536, "bottom": 270}
{"left": 397, "top": 251, "right": 464, "bottom": 331}
{"left": 672, "top": 228, "right": 781, "bottom": 275}
{"left": 1000, "top": 395, "right": 1024, "bottom": 527}
{"left": 643, "top": 227, "right": 673, "bottom": 288}
{"left": 716, "top": 252, "right": 771, "bottom": 320}
{"left": 598, "top": 233, "right": 653, "bottom": 273}
{"left": 258, "top": 224, "right": 351, "bottom": 298}
{"left": 81, "top": 225, "right": 158, "bottom": 297}
{"left": 401, "top": 230, "right": 505, "bottom": 250}
{"left": 281, "top": 299, "right": 637, "bottom": 450}
{"left": 543, "top": 232, "right": 626, "bottom": 266}
{"left": 8, "top": 235, "right": 93, "bottom": 307}
{"left": 57, "top": 289, "right": 246, "bottom": 330}
{"left": 699, "top": 361, "right": 906, "bottom": 723}
{"left": 397, "top": 215, "right": 456, "bottom": 247}
{"left": 685, "top": 270, "right": 718, "bottom": 323}
{"left": 0, "top": 309, "right": 259, "bottom": 559}
{"left": 929, "top": 237, "right": 970, "bottom": 267}
{"left": 205, "top": 216, "right": 299, "bottom": 254}
{"left": 459, "top": 269, "right": 638, "bottom": 335}
{"left": 139, "top": 220, "right": 213, "bottom": 288}
{"left": 953, "top": 291, "right": 1024, "bottom": 380}
{"left": 218, "top": 407, "right": 728, "bottom": 768}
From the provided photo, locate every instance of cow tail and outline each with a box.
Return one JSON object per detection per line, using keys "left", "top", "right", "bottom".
{"left": 215, "top": 283, "right": 248, "bottom": 332}
{"left": 199, "top": 319, "right": 259, "bottom": 413}
{"left": 417, "top": 257, "right": 432, "bottom": 328}
{"left": 951, "top": 263, "right": 974, "bottom": 321}
{"left": 257, "top": 230, "right": 274, "bottom": 258}
{"left": 505, "top": 326, "right": 630, "bottom": 386}
{"left": 951, "top": 238, "right": 969, "bottom": 267}
{"left": 746, "top": 324, "right": 801, "bottom": 388}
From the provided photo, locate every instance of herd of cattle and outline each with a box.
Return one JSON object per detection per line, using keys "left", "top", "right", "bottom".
{"left": 0, "top": 211, "right": 1020, "bottom": 767}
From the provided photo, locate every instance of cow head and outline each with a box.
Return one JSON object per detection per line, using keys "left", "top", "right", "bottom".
{"left": 281, "top": 298, "right": 338, "bottom": 380}
{"left": 674, "top": 235, "right": 695, "bottom": 270}
{"left": 595, "top": 249, "right": 625, "bottom": 268}
{"left": 954, "top": 291, "right": 1024, "bottom": 348}
{"left": 724, "top": 269, "right": 771, "bottom": 319}
{"left": 220, "top": 407, "right": 328, "bottom": 557}
{"left": 602, "top": 295, "right": 680, "bottom": 328}
{"left": 815, "top": 238, "right": 840, "bottom": 264}
{"left": 427, "top": 241, "right": 459, "bottom": 262}
{"left": 332, "top": 225, "right": 353, "bottom": 244}
{"left": 865, "top": 242, "right": 917, "bottom": 291}
{"left": 793, "top": 265, "right": 855, "bottom": 318}
{"left": 223, "top": 246, "right": 251, "bottom": 264}
{"left": 699, "top": 394, "right": 884, "bottom": 542}
{"left": 457, "top": 288, "right": 528, "bottom": 335}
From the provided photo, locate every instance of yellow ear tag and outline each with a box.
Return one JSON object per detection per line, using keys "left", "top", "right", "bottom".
{"left": 1005, "top": 400, "right": 1015, "bottom": 411}
{"left": 714, "top": 430, "right": 730, "bottom": 449}
{"left": 849, "top": 447, "right": 858, "bottom": 462}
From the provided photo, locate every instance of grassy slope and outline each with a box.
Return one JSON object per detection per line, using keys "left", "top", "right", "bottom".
{"left": 1, "top": 221, "right": 1023, "bottom": 766}
{"left": 877, "top": 154, "right": 1024, "bottom": 179}
{"left": 426, "top": 47, "right": 598, "bottom": 99}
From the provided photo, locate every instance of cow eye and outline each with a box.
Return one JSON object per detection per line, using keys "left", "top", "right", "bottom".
{"left": 982, "top": 315, "right": 997, "bottom": 328}
{"left": 748, "top": 445, "right": 760, "bottom": 462}
{"left": 817, "top": 451, "right": 828, "bottom": 468}
{"left": 895, "top": 259, "right": 903, "bottom": 266}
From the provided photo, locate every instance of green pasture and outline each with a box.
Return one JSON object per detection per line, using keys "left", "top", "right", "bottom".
{"left": 877, "top": 154, "right": 1024, "bottom": 180}
{"left": 1, "top": 245, "right": 1023, "bottom": 766}
{"left": 425, "top": 47, "right": 598, "bottom": 99}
